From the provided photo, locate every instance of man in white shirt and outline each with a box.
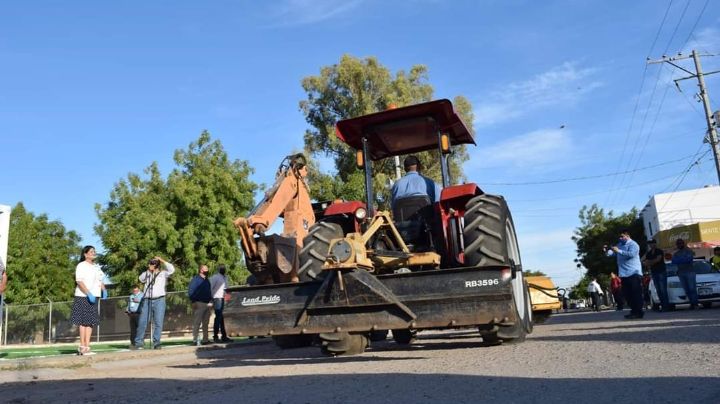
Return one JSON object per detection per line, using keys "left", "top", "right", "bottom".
{"left": 209, "top": 264, "right": 232, "bottom": 343}
{"left": 587, "top": 277, "right": 604, "bottom": 312}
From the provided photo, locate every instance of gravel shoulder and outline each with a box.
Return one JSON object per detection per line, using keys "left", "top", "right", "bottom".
{"left": 1, "top": 307, "right": 718, "bottom": 403}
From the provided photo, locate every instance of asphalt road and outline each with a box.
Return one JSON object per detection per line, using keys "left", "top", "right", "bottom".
{"left": 1, "top": 307, "right": 718, "bottom": 403}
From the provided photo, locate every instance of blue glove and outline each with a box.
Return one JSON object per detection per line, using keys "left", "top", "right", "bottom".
{"left": 101, "top": 289, "right": 108, "bottom": 300}
{"left": 87, "top": 293, "right": 97, "bottom": 304}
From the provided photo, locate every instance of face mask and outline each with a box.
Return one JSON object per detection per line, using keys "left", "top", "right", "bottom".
{"left": 618, "top": 238, "right": 627, "bottom": 245}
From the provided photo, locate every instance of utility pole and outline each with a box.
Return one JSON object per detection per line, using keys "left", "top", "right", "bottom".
{"left": 648, "top": 50, "right": 720, "bottom": 185}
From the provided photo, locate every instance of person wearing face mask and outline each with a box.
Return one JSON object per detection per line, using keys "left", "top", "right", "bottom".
{"left": 605, "top": 229, "right": 644, "bottom": 319}
{"left": 188, "top": 264, "right": 213, "bottom": 346}
{"left": 671, "top": 238, "right": 698, "bottom": 310}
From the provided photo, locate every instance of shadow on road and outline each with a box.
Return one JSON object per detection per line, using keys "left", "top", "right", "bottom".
{"left": 0, "top": 374, "right": 717, "bottom": 403}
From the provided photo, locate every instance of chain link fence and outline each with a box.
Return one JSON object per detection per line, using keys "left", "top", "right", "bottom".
{"left": 0, "top": 291, "right": 198, "bottom": 345}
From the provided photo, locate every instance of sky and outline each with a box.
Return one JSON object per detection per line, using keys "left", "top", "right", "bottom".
{"left": 1, "top": 0, "right": 719, "bottom": 289}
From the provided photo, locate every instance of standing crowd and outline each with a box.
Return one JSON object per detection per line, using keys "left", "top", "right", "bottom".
{"left": 69, "top": 245, "right": 234, "bottom": 355}
{"left": 602, "top": 230, "right": 716, "bottom": 318}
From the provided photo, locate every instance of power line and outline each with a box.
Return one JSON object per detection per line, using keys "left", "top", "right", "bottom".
{"left": 507, "top": 172, "right": 685, "bottom": 203}
{"left": 648, "top": 0, "right": 675, "bottom": 56}
{"left": 613, "top": 77, "right": 672, "bottom": 204}
{"left": 657, "top": 148, "right": 711, "bottom": 212}
{"left": 605, "top": 0, "right": 675, "bottom": 206}
{"left": 679, "top": 0, "right": 711, "bottom": 51}
{"left": 483, "top": 153, "right": 697, "bottom": 186}
{"left": 662, "top": 0, "right": 691, "bottom": 55}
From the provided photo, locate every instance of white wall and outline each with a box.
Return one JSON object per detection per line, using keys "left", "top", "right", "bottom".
{"left": 641, "top": 186, "right": 720, "bottom": 238}
{"left": 0, "top": 204, "right": 10, "bottom": 264}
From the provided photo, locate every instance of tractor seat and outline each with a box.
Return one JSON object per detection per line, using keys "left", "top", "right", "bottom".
{"left": 392, "top": 195, "right": 434, "bottom": 252}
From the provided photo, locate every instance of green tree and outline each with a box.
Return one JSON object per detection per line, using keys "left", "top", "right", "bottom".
{"left": 4, "top": 202, "right": 81, "bottom": 303}
{"left": 299, "top": 54, "right": 473, "bottom": 208}
{"left": 95, "top": 131, "right": 258, "bottom": 293}
{"left": 524, "top": 270, "right": 548, "bottom": 277}
{"left": 571, "top": 204, "right": 644, "bottom": 291}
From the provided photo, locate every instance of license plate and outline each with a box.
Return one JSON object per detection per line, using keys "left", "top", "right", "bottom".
{"left": 698, "top": 288, "right": 712, "bottom": 296}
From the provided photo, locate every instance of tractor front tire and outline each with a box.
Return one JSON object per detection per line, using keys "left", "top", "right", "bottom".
{"left": 320, "top": 332, "right": 368, "bottom": 356}
{"left": 298, "top": 222, "right": 344, "bottom": 282}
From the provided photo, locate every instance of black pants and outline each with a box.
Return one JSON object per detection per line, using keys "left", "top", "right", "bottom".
{"left": 213, "top": 298, "right": 227, "bottom": 338}
{"left": 612, "top": 290, "right": 624, "bottom": 310}
{"left": 590, "top": 292, "right": 600, "bottom": 311}
{"left": 621, "top": 275, "right": 644, "bottom": 316}
{"left": 128, "top": 312, "right": 140, "bottom": 344}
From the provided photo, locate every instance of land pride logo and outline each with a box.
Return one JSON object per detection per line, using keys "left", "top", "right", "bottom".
{"left": 241, "top": 295, "right": 281, "bottom": 306}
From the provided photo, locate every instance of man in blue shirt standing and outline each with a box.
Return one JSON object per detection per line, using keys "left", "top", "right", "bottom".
{"left": 391, "top": 155, "right": 442, "bottom": 210}
{"left": 188, "top": 265, "right": 213, "bottom": 346}
{"left": 671, "top": 238, "right": 698, "bottom": 309}
{"left": 606, "top": 229, "right": 644, "bottom": 319}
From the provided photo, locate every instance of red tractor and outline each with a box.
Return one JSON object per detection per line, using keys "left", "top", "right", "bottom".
{"left": 226, "top": 99, "right": 532, "bottom": 355}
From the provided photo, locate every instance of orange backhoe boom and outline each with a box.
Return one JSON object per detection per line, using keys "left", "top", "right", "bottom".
{"left": 234, "top": 154, "right": 315, "bottom": 283}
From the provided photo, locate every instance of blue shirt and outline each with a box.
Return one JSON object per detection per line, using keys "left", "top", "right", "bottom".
{"left": 188, "top": 275, "right": 212, "bottom": 303}
{"left": 391, "top": 171, "right": 442, "bottom": 209}
{"left": 671, "top": 248, "right": 694, "bottom": 272}
{"left": 128, "top": 291, "right": 143, "bottom": 313}
{"left": 606, "top": 239, "right": 642, "bottom": 277}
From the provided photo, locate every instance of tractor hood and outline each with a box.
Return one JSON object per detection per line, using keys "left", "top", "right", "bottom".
{"left": 335, "top": 99, "right": 475, "bottom": 161}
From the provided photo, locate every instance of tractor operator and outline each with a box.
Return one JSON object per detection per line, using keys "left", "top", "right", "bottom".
{"left": 391, "top": 155, "right": 442, "bottom": 210}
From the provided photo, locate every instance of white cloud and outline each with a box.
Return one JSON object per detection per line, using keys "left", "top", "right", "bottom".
{"left": 268, "top": 0, "right": 364, "bottom": 26}
{"left": 474, "top": 62, "right": 602, "bottom": 127}
{"left": 681, "top": 26, "right": 720, "bottom": 54}
{"left": 470, "top": 127, "right": 574, "bottom": 170}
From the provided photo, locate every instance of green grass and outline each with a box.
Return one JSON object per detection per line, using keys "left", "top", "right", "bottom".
{"left": 0, "top": 339, "right": 198, "bottom": 360}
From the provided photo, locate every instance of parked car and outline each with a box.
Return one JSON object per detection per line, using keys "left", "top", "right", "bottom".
{"left": 649, "top": 260, "right": 720, "bottom": 310}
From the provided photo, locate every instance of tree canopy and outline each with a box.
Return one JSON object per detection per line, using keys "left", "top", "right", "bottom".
{"left": 95, "top": 131, "right": 258, "bottom": 294}
{"left": 571, "top": 204, "right": 644, "bottom": 294}
{"left": 4, "top": 202, "right": 81, "bottom": 304}
{"left": 300, "top": 54, "right": 474, "bottom": 209}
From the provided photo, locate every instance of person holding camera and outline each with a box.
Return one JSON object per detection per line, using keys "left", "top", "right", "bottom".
{"left": 131, "top": 256, "right": 175, "bottom": 350}
{"left": 605, "top": 229, "right": 644, "bottom": 319}
{"left": 71, "top": 245, "right": 107, "bottom": 355}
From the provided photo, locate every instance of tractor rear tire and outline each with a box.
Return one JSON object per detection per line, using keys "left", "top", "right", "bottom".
{"left": 463, "top": 194, "right": 515, "bottom": 267}
{"left": 496, "top": 275, "right": 533, "bottom": 343}
{"left": 481, "top": 275, "right": 533, "bottom": 345}
{"left": 298, "top": 222, "right": 344, "bottom": 281}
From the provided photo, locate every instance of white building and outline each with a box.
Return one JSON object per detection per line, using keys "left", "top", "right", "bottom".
{"left": 640, "top": 186, "right": 720, "bottom": 239}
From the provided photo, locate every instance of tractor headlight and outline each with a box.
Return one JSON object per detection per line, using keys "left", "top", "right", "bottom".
{"left": 354, "top": 207, "right": 367, "bottom": 220}
{"left": 330, "top": 239, "right": 353, "bottom": 263}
